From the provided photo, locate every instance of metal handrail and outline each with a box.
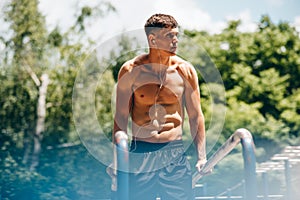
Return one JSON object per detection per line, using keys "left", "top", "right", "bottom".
{"left": 192, "top": 128, "right": 257, "bottom": 200}
{"left": 114, "top": 129, "right": 257, "bottom": 200}
{"left": 115, "top": 131, "right": 129, "bottom": 200}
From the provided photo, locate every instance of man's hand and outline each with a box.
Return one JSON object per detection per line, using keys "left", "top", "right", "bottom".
{"left": 106, "top": 163, "right": 116, "bottom": 178}
{"left": 195, "top": 159, "right": 213, "bottom": 175}
{"left": 195, "top": 159, "right": 207, "bottom": 172}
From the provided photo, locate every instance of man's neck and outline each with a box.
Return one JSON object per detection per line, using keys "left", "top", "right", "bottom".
{"left": 148, "top": 49, "right": 172, "bottom": 72}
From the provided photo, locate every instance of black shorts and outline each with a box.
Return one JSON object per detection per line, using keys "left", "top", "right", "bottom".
{"left": 128, "top": 140, "right": 194, "bottom": 200}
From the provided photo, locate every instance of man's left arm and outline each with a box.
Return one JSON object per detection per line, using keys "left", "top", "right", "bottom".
{"left": 183, "top": 63, "right": 207, "bottom": 172}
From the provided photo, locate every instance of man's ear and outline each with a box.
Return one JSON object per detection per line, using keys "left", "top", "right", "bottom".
{"left": 148, "top": 34, "right": 156, "bottom": 45}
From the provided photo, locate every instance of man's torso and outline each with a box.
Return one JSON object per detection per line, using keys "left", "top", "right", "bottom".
{"left": 129, "top": 55, "right": 188, "bottom": 142}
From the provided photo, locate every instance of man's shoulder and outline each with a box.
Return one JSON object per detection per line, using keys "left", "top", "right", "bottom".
{"left": 120, "top": 54, "right": 148, "bottom": 72}
{"left": 172, "top": 56, "right": 196, "bottom": 79}
{"left": 118, "top": 54, "right": 148, "bottom": 79}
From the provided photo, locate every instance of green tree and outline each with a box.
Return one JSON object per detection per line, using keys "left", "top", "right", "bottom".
{"left": 185, "top": 16, "right": 300, "bottom": 141}
{"left": 1, "top": 0, "right": 49, "bottom": 171}
{"left": 1, "top": 0, "right": 116, "bottom": 199}
{"left": 184, "top": 16, "right": 300, "bottom": 195}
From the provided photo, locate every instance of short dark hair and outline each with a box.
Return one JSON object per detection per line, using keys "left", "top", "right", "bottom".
{"left": 144, "top": 14, "right": 178, "bottom": 36}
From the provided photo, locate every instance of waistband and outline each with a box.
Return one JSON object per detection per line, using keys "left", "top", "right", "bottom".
{"left": 130, "top": 140, "right": 184, "bottom": 153}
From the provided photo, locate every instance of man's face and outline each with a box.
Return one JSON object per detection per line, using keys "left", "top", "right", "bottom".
{"left": 152, "top": 27, "right": 179, "bottom": 55}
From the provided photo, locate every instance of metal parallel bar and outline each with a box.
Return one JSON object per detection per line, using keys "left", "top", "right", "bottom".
{"left": 203, "top": 183, "right": 207, "bottom": 197}
{"left": 284, "top": 160, "right": 291, "bottom": 200}
{"left": 241, "top": 134, "right": 257, "bottom": 200}
{"left": 195, "top": 195, "right": 285, "bottom": 200}
{"left": 262, "top": 172, "right": 269, "bottom": 200}
{"left": 115, "top": 129, "right": 258, "bottom": 200}
{"left": 216, "top": 180, "right": 244, "bottom": 197}
{"left": 192, "top": 128, "right": 258, "bottom": 200}
{"left": 115, "top": 131, "right": 129, "bottom": 200}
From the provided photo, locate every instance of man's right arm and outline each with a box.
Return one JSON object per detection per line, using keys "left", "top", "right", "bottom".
{"left": 113, "top": 62, "right": 134, "bottom": 143}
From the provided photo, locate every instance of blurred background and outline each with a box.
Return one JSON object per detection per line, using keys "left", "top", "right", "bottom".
{"left": 0, "top": 0, "right": 300, "bottom": 199}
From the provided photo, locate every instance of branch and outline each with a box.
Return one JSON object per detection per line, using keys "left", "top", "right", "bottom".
{"left": 23, "top": 64, "right": 40, "bottom": 86}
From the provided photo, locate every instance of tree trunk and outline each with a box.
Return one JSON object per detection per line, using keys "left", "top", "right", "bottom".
{"left": 30, "top": 74, "right": 50, "bottom": 171}
{"left": 22, "top": 129, "right": 32, "bottom": 166}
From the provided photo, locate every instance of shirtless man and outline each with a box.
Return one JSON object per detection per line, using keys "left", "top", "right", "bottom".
{"left": 113, "top": 14, "right": 207, "bottom": 200}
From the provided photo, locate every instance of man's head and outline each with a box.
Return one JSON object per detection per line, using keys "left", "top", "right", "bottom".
{"left": 144, "top": 14, "right": 179, "bottom": 54}
{"left": 144, "top": 14, "right": 178, "bottom": 36}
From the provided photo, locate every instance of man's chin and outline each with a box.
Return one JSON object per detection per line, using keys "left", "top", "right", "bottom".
{"left": 169, "top": 47, "right": 177, "bottom": 55}
{"left": 160, "top": 48, "right": 177, "bottom": 56}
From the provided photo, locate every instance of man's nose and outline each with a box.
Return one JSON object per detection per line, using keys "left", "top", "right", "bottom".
{"left": 173, "top": 36, "right": 179, "bottom": 43}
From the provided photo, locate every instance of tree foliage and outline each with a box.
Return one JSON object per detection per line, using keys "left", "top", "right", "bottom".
{"left": 1, "top": 0, "right": 115, "bottom": 199}
{"left": 184, "top": 15, "right": 300, "bottom": 144}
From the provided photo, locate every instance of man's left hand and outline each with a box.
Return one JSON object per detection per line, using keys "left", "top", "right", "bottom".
{"left": 195, "top": 159, "right": 207, "bottom": 172}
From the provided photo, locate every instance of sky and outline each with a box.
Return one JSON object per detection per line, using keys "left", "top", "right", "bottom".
{"left": 0, "top": 0, "right": 299, "bottom": 42}
{"left": 36, "top": 0, "right": 300, "bottom": 42}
